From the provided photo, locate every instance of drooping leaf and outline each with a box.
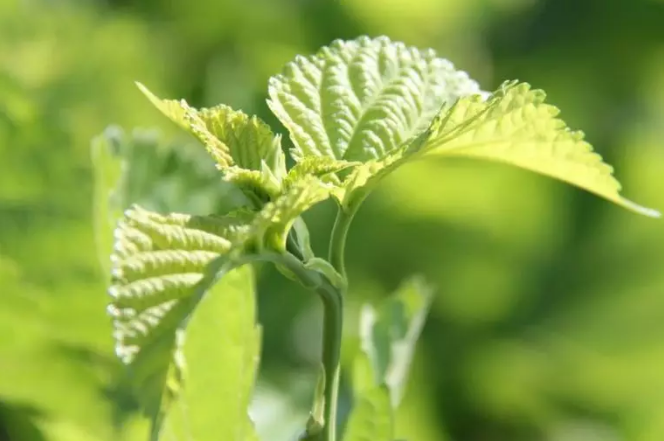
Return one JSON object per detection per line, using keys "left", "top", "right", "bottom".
{"left": 356, "top": 276, "right": 433, "bottom": 408}
{"left": 342, "top": 387, "right": 393, "bottom": 441}
{"left": 137, "top": 82, "right": 286, "bottom": 182}
{"left": 420, "top": 81, "right": 660, "bottom": 217}
{"left": 108, "top": 205, "right": 257, "bottom": 439}
{"left": 268, "top": 36, "right": 482, "bottom": 162}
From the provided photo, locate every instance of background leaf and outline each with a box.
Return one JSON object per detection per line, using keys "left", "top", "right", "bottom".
{"left": 342, "top": 387, "right": 393, "bottom": 441}
{"left": 355, "top": 276, "right": 433, "bottom": 408}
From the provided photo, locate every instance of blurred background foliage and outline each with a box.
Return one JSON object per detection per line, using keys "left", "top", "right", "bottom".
{"left": 1, "top": 0, "right": 663, "bottom": 440}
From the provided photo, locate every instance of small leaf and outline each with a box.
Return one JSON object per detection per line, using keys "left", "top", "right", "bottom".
{"left": 250, "top": 175, "right": 333, "bottom": 251}
{"left": 137, "top": 82, "right": 287, "bottom": 184}
{"left": 357, "top": 276, "right": 433, "bottom": 408}
{"left": 285, "top": 156, "right": 360, "bottom": 187}
{"left": 343, "top": 387, "right": 393, "bottom": 441}
{"left": 268, "top": 36, "right": 482, "bottom": 162}
{"left": 421, "top": 81, "right": 660, "bottom": 217}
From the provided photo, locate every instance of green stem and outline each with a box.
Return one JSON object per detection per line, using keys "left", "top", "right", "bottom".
{"left": 329, "top": 206, "right": 356, "bottom": 280}
{"left": 272, "top": 252, "right": 343, "bottom": 441}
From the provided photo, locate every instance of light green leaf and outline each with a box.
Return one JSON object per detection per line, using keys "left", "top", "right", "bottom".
{"left": 343, "top": 387, "right": 393, "bottom": 441}
{"left": 109, "top": 205, "right": 257, "bottom": 439}
{"left": 91, "top": 126, "right": 246, "bottom": 274}
{"left": 268, "top": 36, "right": 482, "bottom": 162}
{"left": 251, "top": 175, "right": 334, "bottom": 251}
{"left": 137, "top": 82, "right": 287, "bottom": 184}
{"left": 285, "top": 156, "right": 360, "bottom": 187}
{"left": 357, "top": 276, "right": 433, "bottom": 408}
{"left": 160, "top": 265, "right": 261, "bottom": 441}
{"left": 421, "top": 81, "right": 660, "bottom": 217}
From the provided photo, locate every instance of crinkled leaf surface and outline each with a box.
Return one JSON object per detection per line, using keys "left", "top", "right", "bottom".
{"left": 269, "top": 37, "right": 657, "bottom": 218}
{"left": 137, "top": 82, "right": 286, "bottom": 199}
{"left": 268, "top": 36, "right": 482, "bottom": 162}
{"left": 250, "top": 175, "right": 334, "bottom": 251}
{"left": 356, "top": 276, "right": 433, "bottom": 408}
{"left": 91, "top": 126, "right": 246, "bottom": 272}
{"left": 109, "top": 205, "right": 258, "bottom": 440}
{"left": 420, "top": 81, "right": 660, "bottom": 217}
{"left": 343, "top": 387, "right": 393, "bottom": 441}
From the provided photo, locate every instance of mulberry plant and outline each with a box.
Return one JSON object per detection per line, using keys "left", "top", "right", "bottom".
{"left": 94, "top": 36, "right": 659, "bottom": 441}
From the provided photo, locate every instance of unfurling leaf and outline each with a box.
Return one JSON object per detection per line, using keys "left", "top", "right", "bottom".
{"left": 268, "top": 36, "right": 482, "bottom": 162}
{"left": 137, "top": 82, "right": 287, "bottom": 200}
{"left": 343, "top": 387, "right": 393, "bottom": 441}
{"left": 250, "top": 176, "right": 333, "bottom": 251}
{"left": 419, "top": 81, "right": 660, "bottom": 217}
{"left": 355, "top": 276, "right": 433, "bottom": 408}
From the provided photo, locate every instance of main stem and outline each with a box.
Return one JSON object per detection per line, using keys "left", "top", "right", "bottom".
{"left": 319, "top": 206, "right": 356, "bottom": 441}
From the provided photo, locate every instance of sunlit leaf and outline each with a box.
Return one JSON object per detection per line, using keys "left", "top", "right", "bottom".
{"left": 250, "top": 175, "right": 334, "bottom": 251}
{"left": 160, "top": 266, "right": 261, "bottom": 441}
{"left": 137, "top": 82, "right": 287, "bottom": 192}
{"left": 109, "top": 205, "right": 257, "bottom": 439}
{"left": 268, "top": 36, "right": 482, "bottom": 162}
{"left": 356, "top": 276, "right": 433, "bottom": 408}
{"left": 343, "top": 387, "right": 393, "bottom": 441}
{"left": 421, "top": 81, "right": 660, "bottom": 217}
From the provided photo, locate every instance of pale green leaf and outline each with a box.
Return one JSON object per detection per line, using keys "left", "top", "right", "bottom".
{"left": 137, "top": 82, "right": 287, "bottom": 181}
{"left": 109, "top": 205, "right": 256, "bottom": 439}
{"left": 357, "top": 276, "right": 433, "bottom": 408}
{"left": 421, "top": 81, "right": 660, "bottom": 217}
{"left": 268, "top": 36, "right": 482, "bottom": 162}
{"left": 343, "top": 387, "right": 393, "bottom": 441}
{"left": 251, "top": 175, "right": 334, "bottom": 251}
{"left": 160, "top": 265, "right": 261, "bottom": 441}
{"left": 285, "top": 156, "right": 360, "bottom": 187}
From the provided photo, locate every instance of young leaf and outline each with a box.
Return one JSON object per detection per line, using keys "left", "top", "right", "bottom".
{"left": 356, "top": 276, "right": 433, "bottom": 408}
{"left": 268, "top": 36, "right": 482, "bottom": 162}
{"left": 109, "top": 205, "right": 256, "bottom": 439}
{"left": 420, "top": 81, "right": 660, "bottom": 217}
{"left": 137, "top": 83, "right": 287, "bottom": 196}
{"left": 250, "top": 175, "right": 334, "bottom": 251}
{"left": 342, "top": 387, "right": 393, "bottom": 441}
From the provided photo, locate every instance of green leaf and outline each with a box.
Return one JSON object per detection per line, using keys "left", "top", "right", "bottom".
{"left": 109, "top": 205, "right": 257, "bottom": 439}
{"left": 420, "top": 81, "right": 660, "bottom": 217}
{"left": 285, "top": 156, "right": 360, "bottom": 187}
{"left": 356, "top": 276, "right": 433, "bottom": 408}
{"left": 137, "top": 82, "right": 287, "bottom": 190}
{"left": 250, "top": 175, "right": 334, "bottom": 251}
{"left": 343, "top": 387, "right": 393, "bottom": 441}
{"left": 91, "top": 126, "right": 246, "bottom": 274}
{"left": 160, "top": 265, "right": 261, "bottom": 441}
{"left": 268, "top": 36, "right": 482, "bottom": 162}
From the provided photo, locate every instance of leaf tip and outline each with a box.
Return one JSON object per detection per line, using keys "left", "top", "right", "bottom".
{"left": 620, "top": 197, "right": 661, "bottom": 218}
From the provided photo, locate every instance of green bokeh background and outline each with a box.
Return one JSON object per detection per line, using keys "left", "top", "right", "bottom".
{"left": 1, "top": 0, "right": 663, "bottom": 440}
